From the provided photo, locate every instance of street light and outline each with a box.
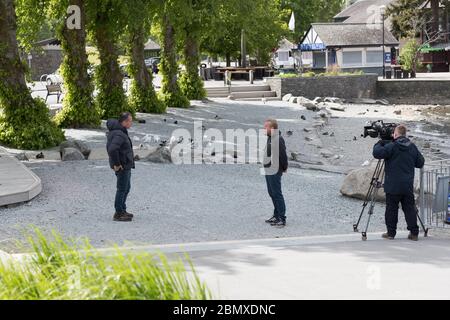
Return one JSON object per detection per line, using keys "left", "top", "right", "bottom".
{"left": 380, "top": 5, "right": 386, "bottom": 79}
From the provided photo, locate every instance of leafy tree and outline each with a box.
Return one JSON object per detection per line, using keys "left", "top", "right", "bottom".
{"left": 399, "top": 38, "right": 422, "bottom": 73}
{"left": 155, "top": 0, "right": 190, "bottom": 108}
{"left": 178, "top": 0, "right": 212, "bottom": 100}
{"left": 16, "top": 0, "right": 101, "bottom": 128}
{"left": 0, "top": 0, "right": 64, "bottom": 149}
{"left": 385, "top": 0, "right": 424, "bottom": 39}
{"left": 282, "top": 0, "right": 345, "bottom": 41}
{"left": 124, "top": 0, "right": 164, "bottom": 113}
{"left": 54, "top": 0, "right": 101, "bottom": 127}
{"left": 202, "top": 0, "right": 289, "bottom": 66}
{"left": 87, "top": 0, "right": 133, "bottom": 119}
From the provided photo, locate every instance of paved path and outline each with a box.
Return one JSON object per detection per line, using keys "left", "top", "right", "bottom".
{"left": 137, "top": 232, "right": 450, "bottom": 300}
{"left": 0, "top": 150, "right": 42, "bottom": 207}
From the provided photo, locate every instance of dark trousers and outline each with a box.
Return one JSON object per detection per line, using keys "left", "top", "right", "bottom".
{"left": 265, "top": 172, "right": 286, "bottom": 221}
{"left": 385, "top": 193, "right": 419, "bottom": 237}
{"left": 115, "top": 169, "right": 131, "bottom": 213}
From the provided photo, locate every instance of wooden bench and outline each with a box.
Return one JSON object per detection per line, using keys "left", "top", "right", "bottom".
{"left": 45, "top": 84, "right": 62, "bottom": 103}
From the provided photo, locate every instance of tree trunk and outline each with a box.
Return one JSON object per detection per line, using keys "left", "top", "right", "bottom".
{"left": 180, "top": 33, "right": 205, "bottom": 100}
{"left": 0, "top": 0, "right": 29, "bottom": 101}
{"left": 160, "top": 14, "right": 188, "bottom": 108}
{"left": 225, "top": 53, "right": 231, "bottom": 67}
{"left": 431, "top": 0, "right": 440, "bottom": 43}
{"left": 56, "top": 0, "right": 99, "bottom": 128}
{"left": 0, "top": 0, "right": 63, "bottom": 149}
{"left": 93, "top": 10, "right": 128, "bottom": 118}
{"left": 128, "top": 24, "right": 162, "bottom": 113}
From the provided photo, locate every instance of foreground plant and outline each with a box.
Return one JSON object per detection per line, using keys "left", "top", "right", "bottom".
{"left": 0, "top": 230, "right": 210, "bottom": 300}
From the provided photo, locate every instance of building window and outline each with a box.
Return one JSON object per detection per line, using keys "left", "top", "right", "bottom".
{"left": 343, "top": 51, "right": 362, "bottom": 66}
{"left": 278, "top": 51, "right": 289, "bottom": 61}
{"left": 366, "top": 50, "right": 383, "bottom": 64}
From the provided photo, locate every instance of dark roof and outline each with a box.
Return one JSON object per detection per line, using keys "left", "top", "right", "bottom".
{"left": 144, "top": 39, "right": 161, "bottom": 51}
{"left": 34, "top": 38, "right": 61, "bottom": 46}
{"left": 308, "top": 23, "right": 398, "bottom": 47}
{"left": 334, "top": 0, "right": 395, "bottom": 23}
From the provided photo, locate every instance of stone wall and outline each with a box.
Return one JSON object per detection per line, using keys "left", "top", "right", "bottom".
{"left": 29, "top": 49, "right": 63, "bottom": 81}
{"left": 265, "top": 74, "right": 378, "bottom": 100}
{"left": 377, "top": 80, "right": 450, "bottom": 105}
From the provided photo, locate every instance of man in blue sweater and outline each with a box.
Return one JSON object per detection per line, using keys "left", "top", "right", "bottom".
{"left": 373, "top": 125, "right": 425, "bottom": 241}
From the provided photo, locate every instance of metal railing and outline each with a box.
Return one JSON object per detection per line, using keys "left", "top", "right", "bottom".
{"left": 419, "top": 159, "right": 450, "bottom": 229}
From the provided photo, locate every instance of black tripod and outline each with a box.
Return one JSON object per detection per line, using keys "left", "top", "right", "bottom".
{"left": 353, "top": 159, "right": 429, "bottom": 241}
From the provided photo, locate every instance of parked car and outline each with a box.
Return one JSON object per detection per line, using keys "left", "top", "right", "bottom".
{"left": 145, "top": 57, "right": 160, "bottom": 74}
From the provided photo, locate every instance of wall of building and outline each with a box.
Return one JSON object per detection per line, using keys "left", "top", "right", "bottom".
{"left": 28, "top": 49, "right": 63, "bottom": 81}
{"left": 377, "top": 80, "right": 450, "bottom": 104}
{"left": 265, "top": 74, "right": 378, "bottom": 99}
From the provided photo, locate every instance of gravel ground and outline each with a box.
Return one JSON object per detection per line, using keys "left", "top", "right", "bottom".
{"left": 0, "top": 160, "right": 399, "bottom": 252}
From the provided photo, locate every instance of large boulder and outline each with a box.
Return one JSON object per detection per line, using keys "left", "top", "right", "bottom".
{"left": 297, "top": 97, "right": 319, "bottom": 111}
{"left": 143, "top": 146, "right": 172, "bottom": 163}
{"left": 60, "top": 140, "right": 91, "bottom": 160}
{"left": 61, "top": 147, "right": 85, "bottom": 161}
{"left": 340, "top": 166, "right": 386, "bottom": 201}
{"left": 282, "top": 93, "right": 293, "bottom": 101}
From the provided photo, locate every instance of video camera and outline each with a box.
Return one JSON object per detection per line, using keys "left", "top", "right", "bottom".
{"left": 362, "top": 120, "right": 398, "bottom": 141}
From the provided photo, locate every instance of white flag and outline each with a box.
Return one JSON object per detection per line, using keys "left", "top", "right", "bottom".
{"left": 288, "top": 11, "right": 295, "bottom": 31}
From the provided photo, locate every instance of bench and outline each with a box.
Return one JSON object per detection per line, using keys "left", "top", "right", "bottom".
{"left": 45, "top": 84, "right": 62, "bottom": 103}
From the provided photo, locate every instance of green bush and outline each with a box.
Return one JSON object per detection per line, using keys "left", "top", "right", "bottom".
{"left": 0, "top": 229, "right": 211, "bottom": 300}
{"left": 400, "top": 38, "right": 422, "bottom": 72}
{"left": 159, "top": 53, "right": 190, "bottom": 109}
{"left": 129, "top": 80, "right": 166, "bottom": 113}
{"left": 179, "top": 71, "right": 206, "bottom": 100}
{"left": 278, "top": 73, "right": 299, "bottom": 78}
{"left": 55, "top": 59, "right": 101, "bottom": 128}
{"left": 95, "top": 64, "right": 135, "bottom": 120}
{"left": 301, "top": 71, "right": 316, "bottom": 78}
{"left": 0, "top": 96, "right": 65, "bottom": 150}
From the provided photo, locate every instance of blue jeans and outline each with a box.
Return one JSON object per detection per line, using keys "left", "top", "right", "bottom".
{"left": 114, "top": 169, "right": 131, "bottom": 213}
{"left": 265, "top": 172, "right": 286, "bottom": 221}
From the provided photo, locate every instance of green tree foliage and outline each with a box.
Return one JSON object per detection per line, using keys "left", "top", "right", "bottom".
{"left": 281, "top": 0, "right": 345, "bottom": 42}
{"left": 385, "top": 0, "right": 424, "bottom": 39}
{"left": 202, "top": 0, "right": 289, "bottom": 66}
{"left": 87, "top": 0, "right": 133, "bottom": 119}
{"left": 399, "top": 38, "right": 422, "bottom": 72}
{"left": 124, "top": 0, "right": 164, "bottom": 113}
{"left": 0, "top": 0, "right": 64, "bottom": 150}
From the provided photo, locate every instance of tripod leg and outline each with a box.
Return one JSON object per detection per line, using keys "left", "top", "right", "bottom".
{"left": 416, "top": 207, "right": 428, "bottom": 237}
{"left": 353, "top": 160, "right": 383, "bottom": 232}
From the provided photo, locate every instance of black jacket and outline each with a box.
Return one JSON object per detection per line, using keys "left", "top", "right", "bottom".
{"left": 106, "top": 119, "right": 135, "bottom": 170}
{"left": 264, "top": 132, "right": 288, "bottom": 174}
{"left": 373, "top": 136, "right": 425, "bottom": 195}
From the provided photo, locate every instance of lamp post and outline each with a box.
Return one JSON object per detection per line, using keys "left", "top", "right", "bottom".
{"left": 380, "top": 5, "right": 386, "bottom": 79}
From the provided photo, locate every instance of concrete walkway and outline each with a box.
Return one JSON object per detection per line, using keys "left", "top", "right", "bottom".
{"left": 0, "top": 150, "right": 42, "bottom": 207}
{"left": 134, "top": 231, "right": 450, "bottom": 300}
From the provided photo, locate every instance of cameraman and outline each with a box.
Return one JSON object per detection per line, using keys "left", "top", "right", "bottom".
{"left": 373, "top": 125, "right": 425, "bottom": 241}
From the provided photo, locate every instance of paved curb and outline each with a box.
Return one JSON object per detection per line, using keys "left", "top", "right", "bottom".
{"left": 0, "top": 152, "right": 42, "bottom": 207}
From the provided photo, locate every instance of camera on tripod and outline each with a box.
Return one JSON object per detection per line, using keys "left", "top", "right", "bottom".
{"left": 362, "top": 120, "right": 398, "bottom": 141}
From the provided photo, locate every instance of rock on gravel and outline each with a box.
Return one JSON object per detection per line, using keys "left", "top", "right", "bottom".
{"left": 61, "top": 147, "right": 85, "bottom": 161}
{"left": 143, "top": 146, "right": 172, "bottom": 163}
{"left": 340, "top": 166, "right": 386, "bottom": 201}
{"left": 282, "top": 94, "right": 293, "bottom": 101}
{"left": 60, "top": 140, "right": 91, "bottom": 160}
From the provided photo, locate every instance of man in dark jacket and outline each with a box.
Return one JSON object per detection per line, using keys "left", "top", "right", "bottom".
{"left": 263, "top": 119, "right": 288, "bottom": 228}
{"left": 106, "top": 112, "right": 135, "bottom": 222}
{"left": 373, "top": 124, "right": 425, "bottom": 240}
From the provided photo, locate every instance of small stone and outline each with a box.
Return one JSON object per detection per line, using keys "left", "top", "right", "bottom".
{"left": 36, "top": 152, "right": 44, "bottom": 159}
{"left": 394, "top": 110, "right": 402, "bottom": 115}
{"left": 300, "top": 115, "right": 306, "bottom": 120}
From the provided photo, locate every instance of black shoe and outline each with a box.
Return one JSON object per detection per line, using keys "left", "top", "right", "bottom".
{"left": 408, "top": 233, "right": 419, "bottom": 241}
{"left": 113, "top": 212, "right": 132, "bottom": 222}
{"left": 123, "top": 211, "right": 134, "bottom": 218}
{"left": 382, "top": 232, "right": 395, "bottom": 240}
{"left": 265, "top": 216, "right": 278, "bottom": 224}
{"left": 271, "top": 219, "right": 286, "bottom": 228}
